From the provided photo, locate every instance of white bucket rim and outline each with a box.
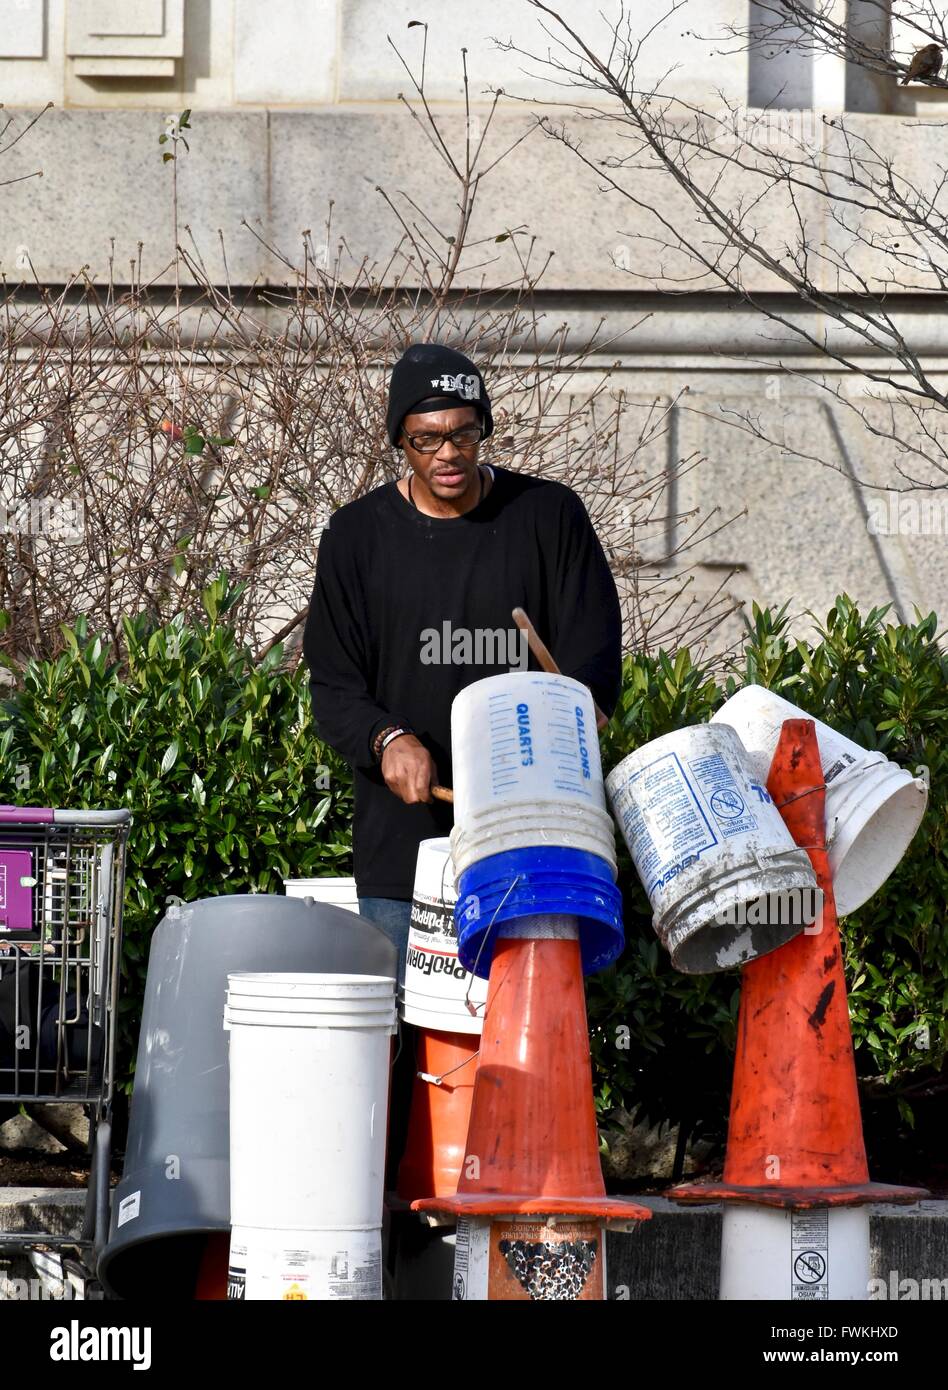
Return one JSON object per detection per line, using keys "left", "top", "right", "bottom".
{"left": 662, "top": 866, "right": 821, "bottom": 973}
{"left": 298, "top": 890, "right": 360, "bottom": 899}
{"left": 458, "top": 799, "right": 613, "bottom": 821}
{"left": 226, "top": 993, "right": 395, "bottom": 1012}
{"left": 825, "top": 757, "right": 919, "bottom": 824}
{"left": 658, "top": 859, "right": 817, "bottom": 935}
{"left": 452, "top": 821, "right": 615, "bottom": 844}
{"left": 227, "top": 972, "right": 395, "bottom": 991}
{"left": 280, "top": 872, "right": 358, "bottom": 884}
{"left": 451, "top": 824, "right": 618, "bottom": 878}
{"left": 417, "top": 836, "right": 453, "bottom": 854}
{"left": 452, "top": 818, "right": 615, "bottom": 843}
{"left": 829, "top": 773, "right": 929, "bottom": 916}
{"left": 453, "top": 670, "right": 591, "bottom": 704}
{"left": 399, "top": 996, "right": 485, "bottom": 1033}
{"left": 452, "top": 824, "right": 615, "bottom": 848}
{"left": 710, "top": 685, "right": 929, "bottom": 916}
{"left": 225, "top": 1006, "right": 397, "bottom": 1030}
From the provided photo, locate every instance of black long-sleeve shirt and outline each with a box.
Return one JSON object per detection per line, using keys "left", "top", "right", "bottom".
{"left": 302, "top": 465, "right": 623, "bottom": 898}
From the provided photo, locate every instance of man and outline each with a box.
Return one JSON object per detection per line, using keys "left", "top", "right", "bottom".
{"left": 303, "top": 342, "right": 623, "bottom": 976}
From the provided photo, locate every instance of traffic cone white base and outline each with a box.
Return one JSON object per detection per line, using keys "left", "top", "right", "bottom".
{"left": 719, "top": 1204, "right": 870, "bottom": 1301}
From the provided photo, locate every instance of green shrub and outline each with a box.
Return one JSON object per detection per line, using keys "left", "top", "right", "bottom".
{"left": 0, "top": 575, "right": 352, "bottom": 1089}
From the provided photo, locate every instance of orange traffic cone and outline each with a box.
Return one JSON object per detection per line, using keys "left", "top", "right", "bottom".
{"left": 413, "top": 923, "right": 650, "bottom": 1299}
{"left": 669, "top": 719, "right": 926, "bottom": 1299}
{"left": 396, "top": 1028, "right": 479, "bottom": 1202}
{"left": 671, "top": 718, "right": 926, "bottom": 1209}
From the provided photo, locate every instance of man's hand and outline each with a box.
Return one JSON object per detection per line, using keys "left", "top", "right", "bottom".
{"left": 380, "top": 733, "right": 438, "bottom": 804}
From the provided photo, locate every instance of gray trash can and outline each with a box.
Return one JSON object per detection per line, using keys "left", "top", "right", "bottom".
{"left": 97, "top": 893, "right": 396, "bottom": 1299}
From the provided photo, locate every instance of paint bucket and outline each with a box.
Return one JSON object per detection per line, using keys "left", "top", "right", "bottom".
{"left": 402, "top": 839, "right": 487, "bottom": 1033}
{"left": 711, "top": 685, "right": 929, "bottom": 917}
{"left": 284, "top": 876, "right": 359, "bottom": 914}
{"left": 225, "top": 972, "right": 396, "bottom": 1301}
{"left": 708, "top": 686, "right": 922, "bottom": 922}
{"left": 450, "top": 672, "right": 623, "bottom": 978}
{"left": 395, "top": 1028, "right": 480, "bottom": 1202}
{"left": 605, "top": 723, "right": 816, "bottom": 973}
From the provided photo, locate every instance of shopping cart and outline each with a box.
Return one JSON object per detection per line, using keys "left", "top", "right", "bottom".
{"left": 0, "top": 806, "right": 132, "bottom": 1277}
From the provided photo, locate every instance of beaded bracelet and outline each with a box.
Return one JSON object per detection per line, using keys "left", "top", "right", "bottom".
{"left": 372, "top": 723, "right": 413, "bottom": 763}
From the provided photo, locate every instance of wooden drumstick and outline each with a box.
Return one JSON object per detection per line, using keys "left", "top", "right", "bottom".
{"left": 427, "top": 607, "right": 607, "bottom": 804}
{"left": 511, "top": 606, "right": 609, "bottom": 731}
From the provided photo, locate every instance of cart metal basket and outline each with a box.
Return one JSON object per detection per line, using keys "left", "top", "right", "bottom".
{"left": 0, "top": 806, "right": 132, "bottom": 1271}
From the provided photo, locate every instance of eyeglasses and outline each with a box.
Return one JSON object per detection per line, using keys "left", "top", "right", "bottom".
{"left": 401, "top": 425, "right": 483, "bottom": 453}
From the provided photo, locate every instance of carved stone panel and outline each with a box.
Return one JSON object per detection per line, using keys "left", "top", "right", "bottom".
{"left": 67, "top": 0, "right": 184, "bottom": 76}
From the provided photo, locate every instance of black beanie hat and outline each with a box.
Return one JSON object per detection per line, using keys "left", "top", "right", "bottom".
{"left": 387, "top": 342, "right": 493, "bottom": 447}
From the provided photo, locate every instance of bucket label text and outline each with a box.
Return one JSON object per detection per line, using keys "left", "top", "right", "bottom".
{"left": 410, "top": 898, "right": 456, "bottom": 941}
{"left": 615, "top": 751, "right": 719, "bottom": 894}
{"left": 516, "top": 702, "right": 534, "bottom": 766}
{"left": 689, "top": 752, "right": 759, "bottom": 837}
{"left": 406, "top": 944, "right": 468, "bottom": 980}
{"left": 575, "top": 705, "right": 592, "bottom": 779}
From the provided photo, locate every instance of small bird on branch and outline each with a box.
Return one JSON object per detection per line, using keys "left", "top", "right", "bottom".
{"left": 900, "top": 43, "right": 943, "bottom": 85}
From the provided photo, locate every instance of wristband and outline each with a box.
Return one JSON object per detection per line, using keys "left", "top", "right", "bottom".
{"left": 380, "top": 727, "right": 412, "bottom": 757}
{"left": 372, "top": 723, "right": 414, "bottom": 763}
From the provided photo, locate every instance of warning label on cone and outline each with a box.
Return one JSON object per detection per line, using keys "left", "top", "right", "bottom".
{"left": 791, "top": 1210, "right": 829, "bottom": 1300}
{"left": 453, "top": 1218, "right": 471, "bottom": 1301}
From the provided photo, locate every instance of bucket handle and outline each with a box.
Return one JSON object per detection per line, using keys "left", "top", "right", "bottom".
{"left": 822, "top": 752, "right": 887, "bottom": 791}
{"left": 418, "top": 1048, "right": 480, "bottom": 1087}
{"left": 756, "top": 825, "right": 838, "bottom": 853}
{"left": 464, "top": 873, "right": 523, "bottom": 986}
{"left": 439, "top": 852, "right": 455, "bottom": 908}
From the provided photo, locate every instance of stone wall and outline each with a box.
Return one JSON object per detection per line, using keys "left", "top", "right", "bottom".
{"left": 1, "top": 1, "right": 946, "bottom": 647}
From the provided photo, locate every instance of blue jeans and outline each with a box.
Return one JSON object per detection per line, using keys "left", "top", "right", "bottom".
{"left": 358, "top": 897, "right": 412, "bottom": 987}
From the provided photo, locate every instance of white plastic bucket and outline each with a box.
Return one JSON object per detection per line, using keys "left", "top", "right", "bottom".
{"left": 711, "top": 685, "right": 929, "bottom": 917}
{"left": 605, "top": 723, "right": 817, "bottom": 974}
{"left": 284, "top": 877, "right": 360, "bottom": 915}
{"left": 450, "top": 672, "right": 617, "bottom": 876}
{"left": 225, "top": 971, "right": 396, "bottom": 1301}
{"left": 403, "top": 839, "right": 487, "bottom": 1034}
